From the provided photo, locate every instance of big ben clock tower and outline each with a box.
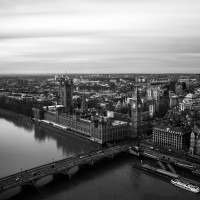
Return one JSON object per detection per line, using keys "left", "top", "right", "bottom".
{"left": 131, "top": 88, "right": 142, "bottom": 138}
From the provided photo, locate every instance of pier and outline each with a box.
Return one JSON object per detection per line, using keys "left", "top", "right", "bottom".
{"left": 132, "top": 163, "right": 200, "bottom": 189}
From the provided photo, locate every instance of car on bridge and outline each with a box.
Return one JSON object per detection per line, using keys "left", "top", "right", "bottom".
{"left": 15, "top": 177, "right": 20, "bottom": 181}
{"left": 50, "top": 164, "right": 56, "bottom": 169}
{"left": 32, "top": 172, "right": 37, "bottom": 176}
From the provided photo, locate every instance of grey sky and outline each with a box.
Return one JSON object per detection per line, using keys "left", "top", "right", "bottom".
{"left": 0, "top": 0, "right": 200, "bottom": 74}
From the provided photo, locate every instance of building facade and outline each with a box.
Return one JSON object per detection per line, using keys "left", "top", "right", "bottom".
{"left": 153, "top": 124, "right": 191, "bottom": 150}
{"left": 33, "top": 106, "right": 131, "bottom": 144}
{"left": 146, "top": 87, "right": 160, "bottom": 115}
{"left": 189, "top": 124, "right": 200, "bottom": 156}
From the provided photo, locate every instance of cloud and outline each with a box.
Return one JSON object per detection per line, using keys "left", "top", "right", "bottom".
{"left": 0, "top": 0, "right": 200, "bottom": 73}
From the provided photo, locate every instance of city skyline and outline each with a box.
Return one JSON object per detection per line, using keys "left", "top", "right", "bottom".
{"left": 1, "top": 0, "right": 200, "bottom": 74}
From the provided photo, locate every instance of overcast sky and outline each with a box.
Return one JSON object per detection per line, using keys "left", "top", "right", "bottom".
{"left": 0, "top": 0, "right": 200, "bottom": 74}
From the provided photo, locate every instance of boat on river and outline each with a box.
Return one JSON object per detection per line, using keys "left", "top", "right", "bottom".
{"left": 170, "top": 179, "right": 200, "bottom": 193}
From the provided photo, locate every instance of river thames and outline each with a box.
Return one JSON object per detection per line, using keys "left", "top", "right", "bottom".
{"left": 0, "top": 113, "right": 198, "bottom": 200}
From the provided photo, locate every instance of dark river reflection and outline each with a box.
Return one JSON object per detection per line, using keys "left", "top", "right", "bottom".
{"left": 0, "top": 114, "right": 198, "bottom": 200}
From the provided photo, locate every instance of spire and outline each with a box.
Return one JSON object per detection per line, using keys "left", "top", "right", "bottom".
{"left": 122, "top": 97, "right": 128, "bottom": 107}
{"left": 132, "top": 87, "right": 140, "bottom": 101}
{"left": 115, "top": 100, "right": 122, "bottom": 111}
{"left": 122, "top": 100, "right": 126, "bottom": 107}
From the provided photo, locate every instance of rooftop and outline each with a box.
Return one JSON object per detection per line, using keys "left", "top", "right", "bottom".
{"left": 112, "top": 120, "right": 128, "bottom": 126}
{"left": 154, "top": 124, "right": 191, "bottom": 135}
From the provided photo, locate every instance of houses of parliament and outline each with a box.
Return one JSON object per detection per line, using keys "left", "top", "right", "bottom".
{"left": 33, "top": 77, "right": 147, "bottom": 144}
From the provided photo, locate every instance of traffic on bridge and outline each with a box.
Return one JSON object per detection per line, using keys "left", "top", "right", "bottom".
{"left": 0, "top": 144, "right": 130, "bottom": 193}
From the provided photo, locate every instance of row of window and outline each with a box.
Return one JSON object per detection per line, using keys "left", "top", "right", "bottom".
{"left": 45, "top": 113, "right": 129, "bottom": 142}
{"left": 102, "top": 131, "right": 127, "bottom": 141}
{"left": 154, "top": 140, "right": 182, "bottom": 149}
{"left": 153, "top": 131, "right": 182, "bottom": 137}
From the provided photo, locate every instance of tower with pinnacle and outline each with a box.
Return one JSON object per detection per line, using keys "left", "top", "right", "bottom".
{"left": 81, "top": 93, "right": 88, "bottom": 113}
{"left": 130, "top": 88, "right": 142, "bottom": 138}
{"left": 60, "top": 77, "right": 73, "bottom": 113}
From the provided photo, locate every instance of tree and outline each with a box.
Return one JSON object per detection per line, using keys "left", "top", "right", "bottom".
{"left": 0, "top": 96, "right": 53, "bottom": 117}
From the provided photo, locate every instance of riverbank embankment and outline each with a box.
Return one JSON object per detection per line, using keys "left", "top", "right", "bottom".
{"left": 0, "top": 108, "right": 33, "bottom": 124}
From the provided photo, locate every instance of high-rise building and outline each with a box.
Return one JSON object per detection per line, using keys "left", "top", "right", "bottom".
{"left": 196, "top": 74, "right": 200, "bottom": 84}
{"left": 175, "top": 82, "right": 186, "bottom": 96}
{"left": 17, "top": 78, "right": 28, "bottom": 86}
{"left": 170, "top": 81, "right": 176, "bottom": 92}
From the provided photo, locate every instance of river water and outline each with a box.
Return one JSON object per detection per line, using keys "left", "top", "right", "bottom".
{"left": 0, "top": 113, "right": 198, "bottom": 200}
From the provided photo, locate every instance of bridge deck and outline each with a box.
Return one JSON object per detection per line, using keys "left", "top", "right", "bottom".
{"left": 0, "top": 145, "right": 128, "bottom": 193}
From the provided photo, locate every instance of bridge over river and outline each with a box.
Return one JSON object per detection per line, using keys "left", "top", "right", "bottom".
{"left": 0, "top": 144, "right": 131, "bottom": 193}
